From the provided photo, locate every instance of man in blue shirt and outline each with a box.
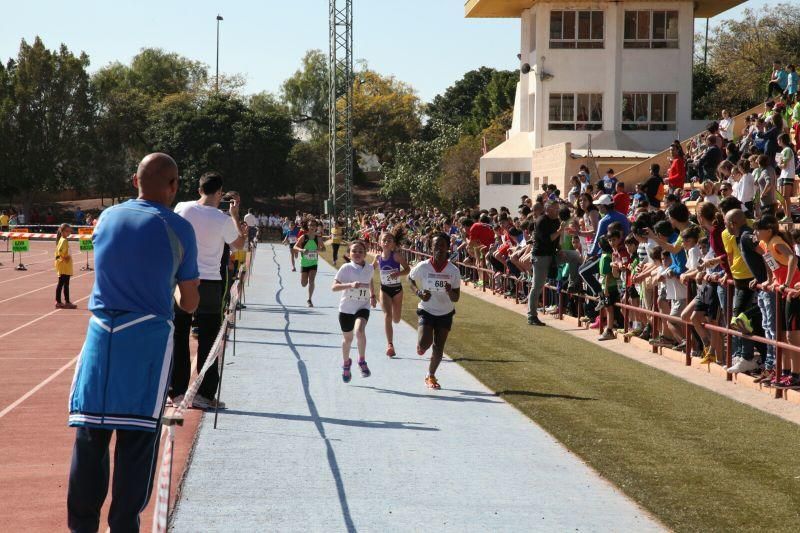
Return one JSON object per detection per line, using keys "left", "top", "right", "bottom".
{"left": 768, "top": 60, "right": 788, "bottom": 97}
{"left": 67, "top": 153, "right": 200, "bottom": 533}
{"left": 579, "top": 194, "right": 630, "bottom": 296}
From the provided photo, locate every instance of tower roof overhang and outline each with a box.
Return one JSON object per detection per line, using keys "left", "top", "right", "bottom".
{"left": 464, "top": 0, "right": 745, "bottom": 20}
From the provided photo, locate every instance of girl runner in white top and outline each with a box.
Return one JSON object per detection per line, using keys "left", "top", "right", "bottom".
{"left": 408, "top": 233, "right": 461, "bottom": 390}
{"left": 332, "top": 241, "right": 376, "bottom": 383}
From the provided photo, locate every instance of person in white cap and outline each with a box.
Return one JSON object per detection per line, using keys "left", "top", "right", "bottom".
{"left": 578, "top": 194, "right": 631, "bottom": 297}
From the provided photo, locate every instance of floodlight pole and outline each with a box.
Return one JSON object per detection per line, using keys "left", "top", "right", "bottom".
{"left": 216, "top": 14, "right": 224, "bottom": 92}
{"left": 328, "top": 0, "right": 354, "bottom": 230}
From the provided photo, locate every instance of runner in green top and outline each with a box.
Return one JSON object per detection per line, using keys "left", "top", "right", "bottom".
{"left": 293, "top": 219, "right": 326, "bottom": 307}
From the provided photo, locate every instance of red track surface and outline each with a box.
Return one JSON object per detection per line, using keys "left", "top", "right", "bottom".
{"left": 0, "top": 241, "right": 200, "bottom": 531}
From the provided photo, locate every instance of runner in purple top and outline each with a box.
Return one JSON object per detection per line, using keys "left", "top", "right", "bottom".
{"left": 372, "top": 226, "right": 410, "bottom": 357}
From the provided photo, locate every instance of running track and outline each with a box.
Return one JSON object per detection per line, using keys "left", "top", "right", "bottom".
{"left": 0, "top": 241, "right": 200, "bottom": 531}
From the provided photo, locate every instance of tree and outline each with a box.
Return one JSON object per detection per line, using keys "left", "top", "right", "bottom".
{"left": 146, "top": 93, "right": 294, "bottom": 200}
{"left": 424, "top": 67, "right": 517, "bottom": 136}
{"left": 702, "top": 4, "right": 800, "bottom": 114}
{"left": 439, "top": 135, "right": 481, "bottom": 210}
{"left": 281, "top": 49, "right": 329, "bottom": 135}
{"left": 287, "top": 138, "right": 328, "bottom": 207}
{"left": 350, "top": 70, "right": 422, "bottom": 165}
{"left": 380, "top": 121, "right": 460, "bottom": 207}
{"left": 2, "top": 37, "right": 94, "bottom": 210}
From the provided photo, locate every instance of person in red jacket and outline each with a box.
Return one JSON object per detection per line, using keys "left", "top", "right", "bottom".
{"left": 612, "top": 182, "right": 631, "bottom": 216}
{"left": 666, "top": 142, "right": 686, "bottom": 195}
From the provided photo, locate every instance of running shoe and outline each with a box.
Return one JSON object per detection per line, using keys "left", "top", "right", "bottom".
{"left": 359, "top": 360, "right": 371, "bottom": 378}
{"left": 650, "top": 336, "right": 677, "bottom": 348}
{"left": 307, "top": 299, "right": 314, "bottom": 308}
{"left": 726, "top": 357, "right": 758, "bottom": 374}
{"left": 425, "top": 376, "right": 441, "bottom": 390}
{"left": 292, "top": 267, "right": 296, "bottom": 272}
{"left": 598, "top": 329, "right": 615, "bottom": 341}
{"left": 417, "top": 345, "right": 426, "bottom": 356}
{"left": 386, "top": 343, "right": 396, "bottom": 358}
{"left": 62, "top": 302, "right": 77, "bottom": 309}
{"left": 192, "top": 394, "right": 226, "bottom": 410}
{"left": 672, "top": 340, "right": 687, "bottom": 352}
{"left": 342, "top": 359, "right": 352, "bottom": 383}
{"left": 527, "top": 316, "right": 546, "bottom": 326}
{"left": 55, "top": 302, "right": 64, "bottom": 309}
{"left": 753, "top": 369, "right": 774, "bottom": 384}
{"left": 776, "top": 375, "right": 798, "bottom": 388}
{"left": 731, "top": 313, "right": 753, "bottom": 334}
{"left": 699, "top": 347, "right": 717, "bottom": 365}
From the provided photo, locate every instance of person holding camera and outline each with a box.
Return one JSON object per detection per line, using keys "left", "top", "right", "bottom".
{"left": 170, "top": 172, "right": 245, "bottom": 409}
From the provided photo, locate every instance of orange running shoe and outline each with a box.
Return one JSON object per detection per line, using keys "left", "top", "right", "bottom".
{"left": 425, "top": 376, "right": 441, "bottom": 390}
{"left": 386, "top": 343, "right": 396, "bottom": 358}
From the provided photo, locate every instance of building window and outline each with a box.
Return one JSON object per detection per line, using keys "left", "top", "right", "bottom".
{"left": 624, "top": 10, "right": 679, "bottom": 48}
{"left": 621, "top": 93, "right": 677, "bottom": 131}
{"left": 548, "top": 93, "right": 603, "bottom": 130}
{"left": 549, "top": 10, "right": 604, "bottom": 49}
{"left": 486, "top": 172, "right": 530, "bottom": 186}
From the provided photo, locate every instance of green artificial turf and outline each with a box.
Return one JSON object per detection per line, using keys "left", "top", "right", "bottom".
{"left": 320, "top": 248, "right": 800, "bottom": 532}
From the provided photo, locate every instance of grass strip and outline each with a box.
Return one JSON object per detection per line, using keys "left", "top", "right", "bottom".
{"left": 320, "top": 247, "right": 800, "bottom": 532}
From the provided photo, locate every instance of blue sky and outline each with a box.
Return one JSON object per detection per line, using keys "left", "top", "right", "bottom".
{"left": 0, "top": 1, "right": 768, "bottom": 103}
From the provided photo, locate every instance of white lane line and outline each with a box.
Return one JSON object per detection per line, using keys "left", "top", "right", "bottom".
{"left": 0, "top": 294, "right": 91, "bottom": 419}
{"left": 0, "top": 270, "right": 49, "bottom": 284}
{"left": 0, "top": 294, "right": 90, "bottom": 340}
{"left": 0, "top": 271, "right": 92, "bottom": 305}
{"left": 0, "top": 355, "right": 79, "bottom": 419}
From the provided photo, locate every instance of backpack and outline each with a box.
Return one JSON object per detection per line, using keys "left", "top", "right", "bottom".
{"left": 654, "top": 180, "right": 666, "bottom": 202}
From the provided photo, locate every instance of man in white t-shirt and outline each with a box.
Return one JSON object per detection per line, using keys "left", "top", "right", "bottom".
{"left": 170, "top": 172, "right": 245, "bottom": 409}
{"left": 408, "top": 233, "right": 460, "bottom": 390}
{"left": 243, "top": 208, "right": 259, "bottom": 245}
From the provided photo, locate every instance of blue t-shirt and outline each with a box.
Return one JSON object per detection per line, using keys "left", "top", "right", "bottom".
{"left": 89, "top": 199, "right": 199, "bottom": 319}
{"left": 776, "top": 69, "right": 789, "bottom": 90}
{"left": 601, "top": 175, "right": 617, "bottom": 195}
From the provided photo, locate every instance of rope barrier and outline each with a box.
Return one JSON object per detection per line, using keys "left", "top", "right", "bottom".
{"left": 151, "top": 254, "right": 248, "bottom": 532}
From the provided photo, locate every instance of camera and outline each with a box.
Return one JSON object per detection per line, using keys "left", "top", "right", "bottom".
{"left": 218, "top": 200, "right": 231, "bottom": 212}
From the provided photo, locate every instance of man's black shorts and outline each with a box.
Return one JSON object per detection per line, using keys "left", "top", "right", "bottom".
{"left": 301, "top": 265, "right": 318, "bottom": 273}
{"left": 416, "top": 309, "right": 455, "bottom": 330}
{"left": 339, "top": 309, "right": 370, "bottom": 332}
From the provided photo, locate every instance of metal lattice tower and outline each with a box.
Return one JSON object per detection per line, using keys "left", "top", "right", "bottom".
{"left": 328, "top": 0, "right": 353, "bottom": 224}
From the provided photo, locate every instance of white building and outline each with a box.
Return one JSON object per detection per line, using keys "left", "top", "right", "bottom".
{"left": 465, "top": 0, "right": 743, "bottom": 209}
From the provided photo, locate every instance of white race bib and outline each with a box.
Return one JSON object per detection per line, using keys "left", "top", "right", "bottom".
{"left": 763, "top": 250, "right": 780, "bottom": 271}
{"left": 303, "top": 250, "right": 318, "bottom": 261}
{"left": 424, "top": 273, "right": 451, "bottom": 293}
{"left": 288, "top": 235, "right": 297, "bottom": 244}
{"left": 346, "top": 287, "right": 370, "bottom": 301}
{"left": 380, "top": 269, "right": 401, "bottom": 286}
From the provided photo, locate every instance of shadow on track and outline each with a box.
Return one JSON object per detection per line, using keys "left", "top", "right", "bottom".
{"left": 270, "top": 245, "right": 357, "bottom": 533}
{"left": 353, "top": 385, "right": 503, "bottom": 404}
{"left": 223, "top": 409, "right": 439, "bottom": 431}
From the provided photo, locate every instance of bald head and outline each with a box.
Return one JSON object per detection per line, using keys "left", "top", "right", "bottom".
{"left": 135, "top": 153, "right": 179, "bottom": 205}
{"left": 725, "top": 208, "right": 746, "bottom": 231}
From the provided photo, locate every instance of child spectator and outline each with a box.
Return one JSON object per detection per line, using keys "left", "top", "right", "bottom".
{"left": 597, "top": 235, "right": 619, "bottom": 341}
{"left": 613, "top": 182, "right": 631, "bottom": 216}
{"left": 54, "top": 223, "right": 77, "bottom": 309}
{"left": 776, "top": 133, "right": 796, "bottom": 223}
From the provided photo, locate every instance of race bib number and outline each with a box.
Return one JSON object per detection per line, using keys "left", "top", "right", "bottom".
{"left": 380, "top": 269, "right": 401, "bottom": 286}
{"left": 763, "top": 250, "right": 780, "bottom": 271}
{"left": 303, "top": 250, "right": 318, "bottom": 261}
{"left": 424, "top": 273, "right": 451, "bottom": 293}
{"left": 346, "top": 287, "right": 370, "bottom": 301}
{"left": 288, "top": 236, "right": 297, "bottom": 244}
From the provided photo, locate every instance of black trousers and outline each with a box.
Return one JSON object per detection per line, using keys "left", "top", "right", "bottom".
{"left": 56, "top": 274, "right": 71, "bottom": 303}
{"left": 332, "top": 243, "right": 341, "bottom": 262}
{"left": 67, "top": 426, "right": 161, "bottom": 533}
{"left": 170, "top": 280, "right": 223, "bottom": 400}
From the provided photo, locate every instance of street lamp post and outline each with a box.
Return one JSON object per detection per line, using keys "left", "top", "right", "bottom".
{"left": 216, "top": 14, "right": 223, "bottom": 92}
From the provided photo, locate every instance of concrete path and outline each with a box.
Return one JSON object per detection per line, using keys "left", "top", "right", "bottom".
{"left": 170, "top": 245, "right": 663, "bottom": 532}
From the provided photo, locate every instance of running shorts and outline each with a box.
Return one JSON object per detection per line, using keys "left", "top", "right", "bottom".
{"left": 416, "top": 309, "right": 454, "bottom": 330}
{"left": 339, "top": 309, "right": 370, "bottom": 332}
{"left": 785, "top": 297, "right": 800, "bottom": 332}
{"left": 301, "top": 265, "right": 318, "bottom": 273}
{"left": 380, "top": 284, "right": 403, "bottom": 298}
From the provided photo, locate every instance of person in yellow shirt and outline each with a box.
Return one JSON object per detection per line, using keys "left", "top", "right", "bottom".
{"left": 331, "top": 218, "right": 344, "bottom": 266}
{"left": 55, "top": 223, "right": 77, "bottom": 309}
{"left": 0, "top": 210, "right": 9, "bottom": 230}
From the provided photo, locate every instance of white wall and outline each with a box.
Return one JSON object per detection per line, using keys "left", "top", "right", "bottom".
{"left": 517, "top": 1, "right": 697, "bottom": 153}
{"left": 479, "top": 156, "right": 532, "bottom": 210}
